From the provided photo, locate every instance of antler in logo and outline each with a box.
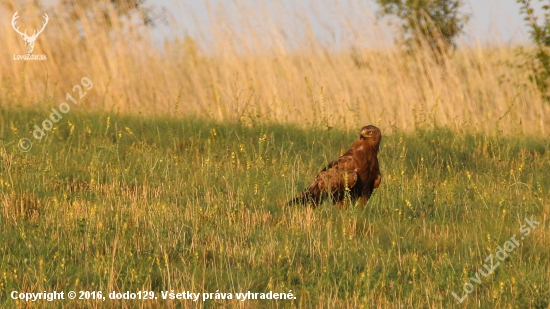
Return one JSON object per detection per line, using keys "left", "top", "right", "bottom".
{"left": 11, "top": 11, "right": 49, "bottom": 54}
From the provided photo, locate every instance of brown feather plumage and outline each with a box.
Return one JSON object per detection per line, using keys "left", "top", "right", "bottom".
{"left": 288, "top": 125, "right": 382, "bottom": 207}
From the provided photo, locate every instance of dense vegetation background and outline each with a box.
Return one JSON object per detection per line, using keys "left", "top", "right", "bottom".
{"left": 1, "top": 0, "right": 549, "bottom": 307}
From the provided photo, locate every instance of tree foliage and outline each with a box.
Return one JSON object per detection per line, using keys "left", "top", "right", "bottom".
{"left": 61, "top": 0, "right": 166, "bottom": 27}
{"left": 375, "top": 0, "right": 469, "bottom": 55}
{"left": 517, "top": 0, "right": 550, "bottom": 101}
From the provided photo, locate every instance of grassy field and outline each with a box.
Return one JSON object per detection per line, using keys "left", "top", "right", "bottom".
{"left": 0, "top": 109, "right": 549, "bottom": 308}
{"left": 1, "top": 0, "right": 550, "bottom": 307}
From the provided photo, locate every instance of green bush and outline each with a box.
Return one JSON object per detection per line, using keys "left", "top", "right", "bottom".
{"left": 517, "top": 0, "right": 550, "bottom": 101}
{"left": 374, "top": 0, "right": 469, "bottom": 56}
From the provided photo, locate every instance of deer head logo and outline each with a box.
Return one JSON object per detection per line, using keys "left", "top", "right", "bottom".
{"left": 11, "top": 11, "right": 49, "bottom": 54}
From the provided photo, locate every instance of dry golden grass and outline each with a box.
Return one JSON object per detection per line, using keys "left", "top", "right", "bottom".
{"left": 0, "top": 0, "right": 548, "bottom": 135}
{"left": 2, "top": 2, "right": 550, "bottom": 308}
{"left": 1, "top": 109, "right": 549, "bottom": 308}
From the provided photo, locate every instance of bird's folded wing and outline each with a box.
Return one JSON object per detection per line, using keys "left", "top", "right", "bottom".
{"left": 316, "top": 167, "right": 358, "bottom": 193}
{"left": 322, "top": 155, "right": 355, "bottom": 171}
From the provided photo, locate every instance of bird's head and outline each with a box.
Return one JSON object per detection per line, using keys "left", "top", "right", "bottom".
{"left": 359, "top": 125, "right": 382, "bottom": 146}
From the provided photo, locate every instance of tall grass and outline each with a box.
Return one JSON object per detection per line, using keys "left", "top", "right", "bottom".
{"left": 0, "top": 109, "right": 549, "bottom": 307}
{"left": 0, "top": 0, "right": 548, "bottom": 134}
{"left": 1, "top": 1, "right": 550, "bottom": 308}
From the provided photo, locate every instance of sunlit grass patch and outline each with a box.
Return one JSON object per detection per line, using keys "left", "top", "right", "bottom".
{"left": 0, "top": 109, "right": 549, "bottom": 307}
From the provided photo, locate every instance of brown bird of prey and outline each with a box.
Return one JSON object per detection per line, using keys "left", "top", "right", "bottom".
{"left": 288, "top": 125, "right": 382, "bottom": 207}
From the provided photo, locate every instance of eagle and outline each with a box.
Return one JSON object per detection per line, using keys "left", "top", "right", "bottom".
{"left": 288, "top": 125, "right": 382, "bottom": 207}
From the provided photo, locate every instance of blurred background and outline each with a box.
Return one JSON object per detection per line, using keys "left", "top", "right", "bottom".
{"left": 1, "top": 0, "right": 549, "bottom": 134}
{"left": 151, "top": 0, "right": 541, "bottom": 46}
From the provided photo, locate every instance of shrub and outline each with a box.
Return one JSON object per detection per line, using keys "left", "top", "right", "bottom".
{"left": 517, "top": 0, "right": 550, "bottom": 101}
{"left": 374, "top": 0, "right": 469, "bottom": 56}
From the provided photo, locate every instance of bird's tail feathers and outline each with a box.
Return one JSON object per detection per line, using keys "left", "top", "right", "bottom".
{"left": 287, "top": 184, "right": 321, "bottom": 206}
{"left": 286, "top": 193, "right": 310, "bottom": 206}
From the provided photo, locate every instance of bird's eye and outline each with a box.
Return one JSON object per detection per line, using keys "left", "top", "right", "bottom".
{"left": 368, "top": 131, "right": 373, "bottom": 135}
